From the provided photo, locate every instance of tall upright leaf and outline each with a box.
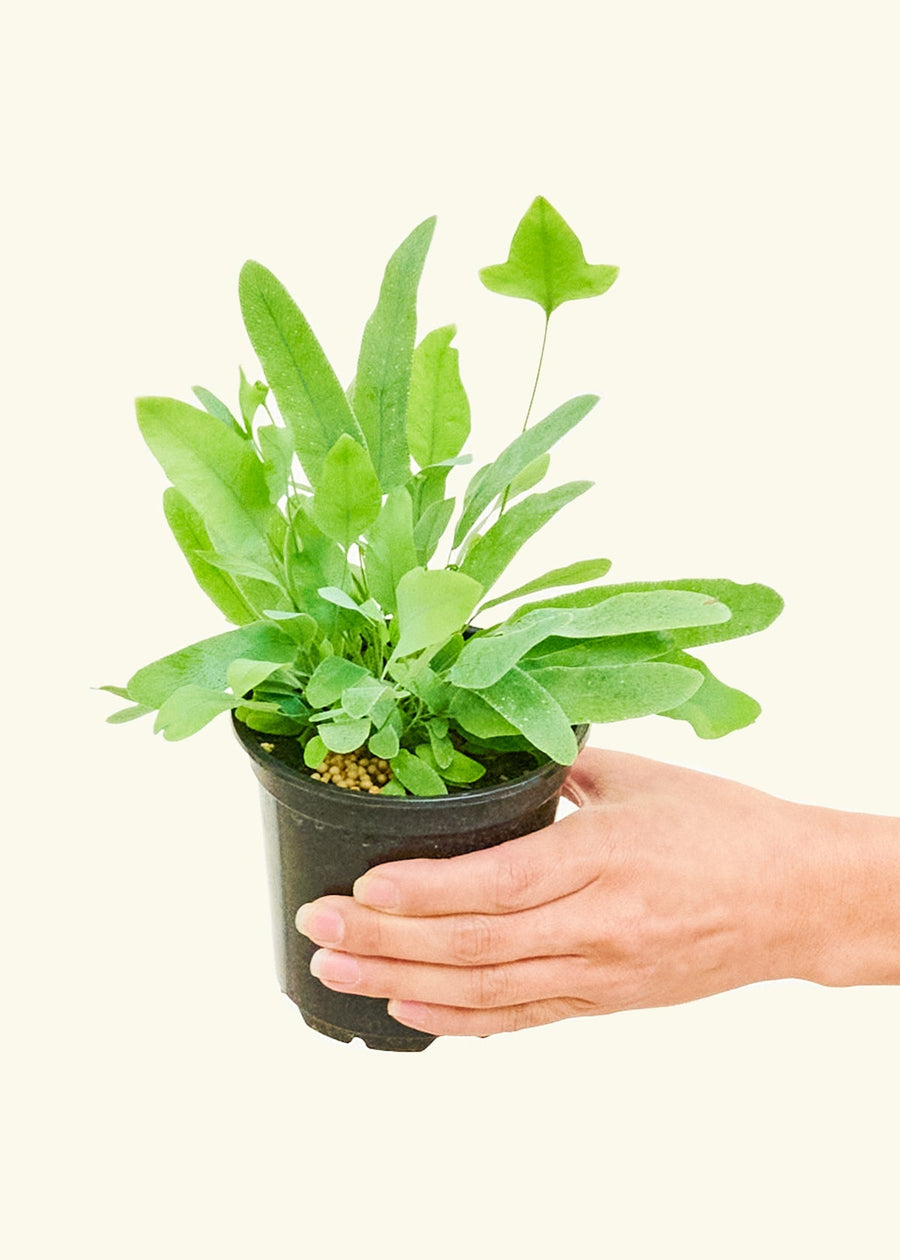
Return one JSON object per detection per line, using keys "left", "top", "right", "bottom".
{"left": 406, "top": 324, "right": 471, "bottom": 469}
{"left": 354, "top": 217, "right": 436, "bottom": 490}
{"left": 136, "top": 397, "right": 284, "bottom": 610}
{"left": 365, "top": 487, "right": 418, "bottom": 615}
{"left": 460, "top": 480, "right": 593, "bottom": 594}
{"left": 453, "top": 394, "right": 598, "bottom": 547}
{"left": 310, "top": 434, "right": 382, "bottom": 548}
{"left": 162, "top": 488, "right": 258, "bottom": 625}
{"left": 239, "top": 261, "right": 365, "bottom": 486}
{"left": 480, "top": 196, "right": 619, "bottom": 315}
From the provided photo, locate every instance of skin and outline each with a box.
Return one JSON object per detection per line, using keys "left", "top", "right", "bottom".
{"left": 294, "top": 749, "right": 900, "bottom": 1038}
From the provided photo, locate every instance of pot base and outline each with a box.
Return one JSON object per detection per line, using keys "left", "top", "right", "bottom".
{"left": 296, "top": 1003, "right": 436, "bottom": 1052}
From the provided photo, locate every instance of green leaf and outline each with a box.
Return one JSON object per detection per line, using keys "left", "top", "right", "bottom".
{"left": 354, "top": 217, "right": 436, "bottom": 490}
{"left": 393, "top": 567, "right": 484, "bottom": 658}
{"left": 506, "top": 452, "right": 551, "bottom": 500}
{"left": 106, "top": 703, "right": 155, "bottom": 724}
{"left": 472, "top": 668, "right": 579, "bottom": 765}
{"left": 136, "top": 397, "right": 277, "bottom": 591}
{"left": 310, "top": 434, "right": 382, "bottom": 547}
{"left": 522, "top": 631, "right": 675, "bottom": 669}
{"left": 368, "top": 724, "right": 400, "bottom": 760}
{"left": 460, "top": 480, "right": 593, "bottom": 593}
{"left": 413, "top": 497, "right": 455, "bottom": 565}
{"left": 510, "top": 578, "right": 783, "bottom": 649}
{"left": 98, "top": 685, "right": 131, "bottom": 700}
{"left": 192, "top": 386, "right": 243, "bottom": 434}
{"left": 262, "top": 610, "right": 318, "bottom": 647}
{"left": 197, "top": 550, "right": 289, "bottom": 597}
{"left": 153, "top": 685, "right": 237, "bottom": 740}
{"left": 317, "top": 586, "right": 367, "bottom": 615}
{"left": 284, "top": 502, "right": 347, "bottom": 631}
{"left": 304, "top": 733, "right": 329, "bottom": 768}
{"left": 449, "top": 688, "right": 520, "bottom": 739}
{"left": 226, "top": 658, "right": 286, "bottom": 699}
{"left": 239, "top": 366, "right": 268, "bottom": 428}
{"left": 365, "top": 487, "right": 419, "bottom": 616}
{"left": 450, "top": 610, "right": 573, "bottom": 688}
{"left": 162, "top": 488, "right": 257, "bottom": 625}
{"left": 341, "top": 676, "right": 394, "bottom": 720}
{"left": 306, "top": 657, "right": 370, "bottom": 709}
{"left": 657, "top": 651, "right": 762, "bottom": 738}
{"left": 453, "top": 394, "right": 598, "bottom": 547}
{"left": 390, "top": 749, "right": 448, "bottom": 797}
{"left": 525, "top": 661, "right": 704, "bottom": 724}
{"left": 236, "top": 707, "right": 306, "bottom": 735}
{"left": 406, "top": 324, "right": 471, "bottom": 469}
{"left": 415, "top": 744, "right": 486, "bottom": 784}
{"left": 479, "top": 557, "right": 612, "bottom": 612}
{"left": 127, "top": 623, "right": 297, "bottom": 710}
{"left": 480, "top": 196, "right": 619, "bottom": 316}
{"left": 318, "top": 718, "right": 371, "bottom": 754}
{"left": 380, "top": 779, "right": 407, "bottom": 796}
{"left": 256, "top": 423, "right": 294, "bottom": 504}
{"left": 238, "top": 260, "right": 365, "bottom": 486}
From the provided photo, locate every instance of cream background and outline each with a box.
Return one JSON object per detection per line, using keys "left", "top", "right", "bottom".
{"left": 4, "top": 2, "right": 898, "bottom": 1256}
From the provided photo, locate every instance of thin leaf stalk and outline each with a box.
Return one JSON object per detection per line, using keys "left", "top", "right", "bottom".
{"left": 498, "top": 311, "right": 551, "bottom": 517}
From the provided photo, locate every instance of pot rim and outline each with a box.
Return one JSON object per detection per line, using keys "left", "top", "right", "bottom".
{"left": 233, "top": 715, "right": 590, "bottom": 808}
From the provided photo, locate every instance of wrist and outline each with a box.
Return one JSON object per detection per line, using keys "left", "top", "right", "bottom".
{"left": 790, "top": 802, "right": 900, "bottom": 988}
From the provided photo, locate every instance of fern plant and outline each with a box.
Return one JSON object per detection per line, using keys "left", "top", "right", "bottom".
{"left": 103, "top": 197, "right": 782, "bottom": 796}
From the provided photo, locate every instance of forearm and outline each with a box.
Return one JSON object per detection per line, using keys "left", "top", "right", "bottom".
{"left": 795, "top": 801, "right": 900, "bottom": 988}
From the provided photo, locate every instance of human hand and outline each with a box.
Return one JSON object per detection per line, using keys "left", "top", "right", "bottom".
{"left": 294, "top": 748, "right": 897, "bottom": 1036}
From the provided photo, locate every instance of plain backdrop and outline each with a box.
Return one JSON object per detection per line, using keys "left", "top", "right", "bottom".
{"left": 3, "top": 2, "right": 898, "bottom": 1257}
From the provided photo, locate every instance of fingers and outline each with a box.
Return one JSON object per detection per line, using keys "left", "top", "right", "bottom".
{"left": 296, "top": 894, "right": 577, "bottom": 965}
{"left": 308, "top": 947, "right": 587, "bottom": 1011}
{"left": 386, "top": 997, "right": 594, "bottom": 1038}
{"left": 352, "top": 808, "right": 600, "bottom": 917}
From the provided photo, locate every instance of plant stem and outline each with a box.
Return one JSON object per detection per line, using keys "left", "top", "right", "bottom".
{"left": 498, "top": 311, "right": 551, "bottom": 517}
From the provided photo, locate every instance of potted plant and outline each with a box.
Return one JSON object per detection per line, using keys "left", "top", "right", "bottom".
{"left": 103, "top": 197, "right": 783, "bottom": 1050}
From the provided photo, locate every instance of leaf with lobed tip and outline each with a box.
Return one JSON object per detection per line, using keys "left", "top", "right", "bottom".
{"left": 480, "top": 196, "right": 619, "bottom": 315}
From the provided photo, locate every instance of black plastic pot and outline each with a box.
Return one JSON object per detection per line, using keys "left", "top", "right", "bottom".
{"left": 233, "top": 718, "right": 589, "bottom": 1051}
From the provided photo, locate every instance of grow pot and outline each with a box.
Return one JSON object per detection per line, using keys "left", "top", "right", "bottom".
{"left": 233, "top": 717, "right": 589, "bottom": 1051}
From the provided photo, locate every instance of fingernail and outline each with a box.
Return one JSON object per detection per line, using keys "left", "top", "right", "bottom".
{"left": 310, "top": 949, "right": 360, "bottom": 986}
{"left": 388, "top": 1000, "right": 432, "bottom": 1030}
{"left": 295, "top": 904, "right": 345, "bottom": 946}
{"left": 354, "top": 874, "right": 398, "bottom": 910}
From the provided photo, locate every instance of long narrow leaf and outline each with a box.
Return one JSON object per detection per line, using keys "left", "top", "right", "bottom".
{"left": 509, "top": 578, "right": 783, "bottom": 649}
{"left": 354, "top": 217, "right": 436, "bottom": 489}
{"left": 460, "top": 481, "right": 592, "bottom": 593}
{"left": 525, "top": 661, "right": 704, "bottom": 723}
{"left": 478, "top": 557, "right": 612, "bottom": 612}
{"left": 239, "top": 261, "right": 365, "bottom": 486}
{"left": 453, "top": 394, "right": 598, "bottom": 547}
{"left": 162, "top": 488, "right": 257, "bottom": 625}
